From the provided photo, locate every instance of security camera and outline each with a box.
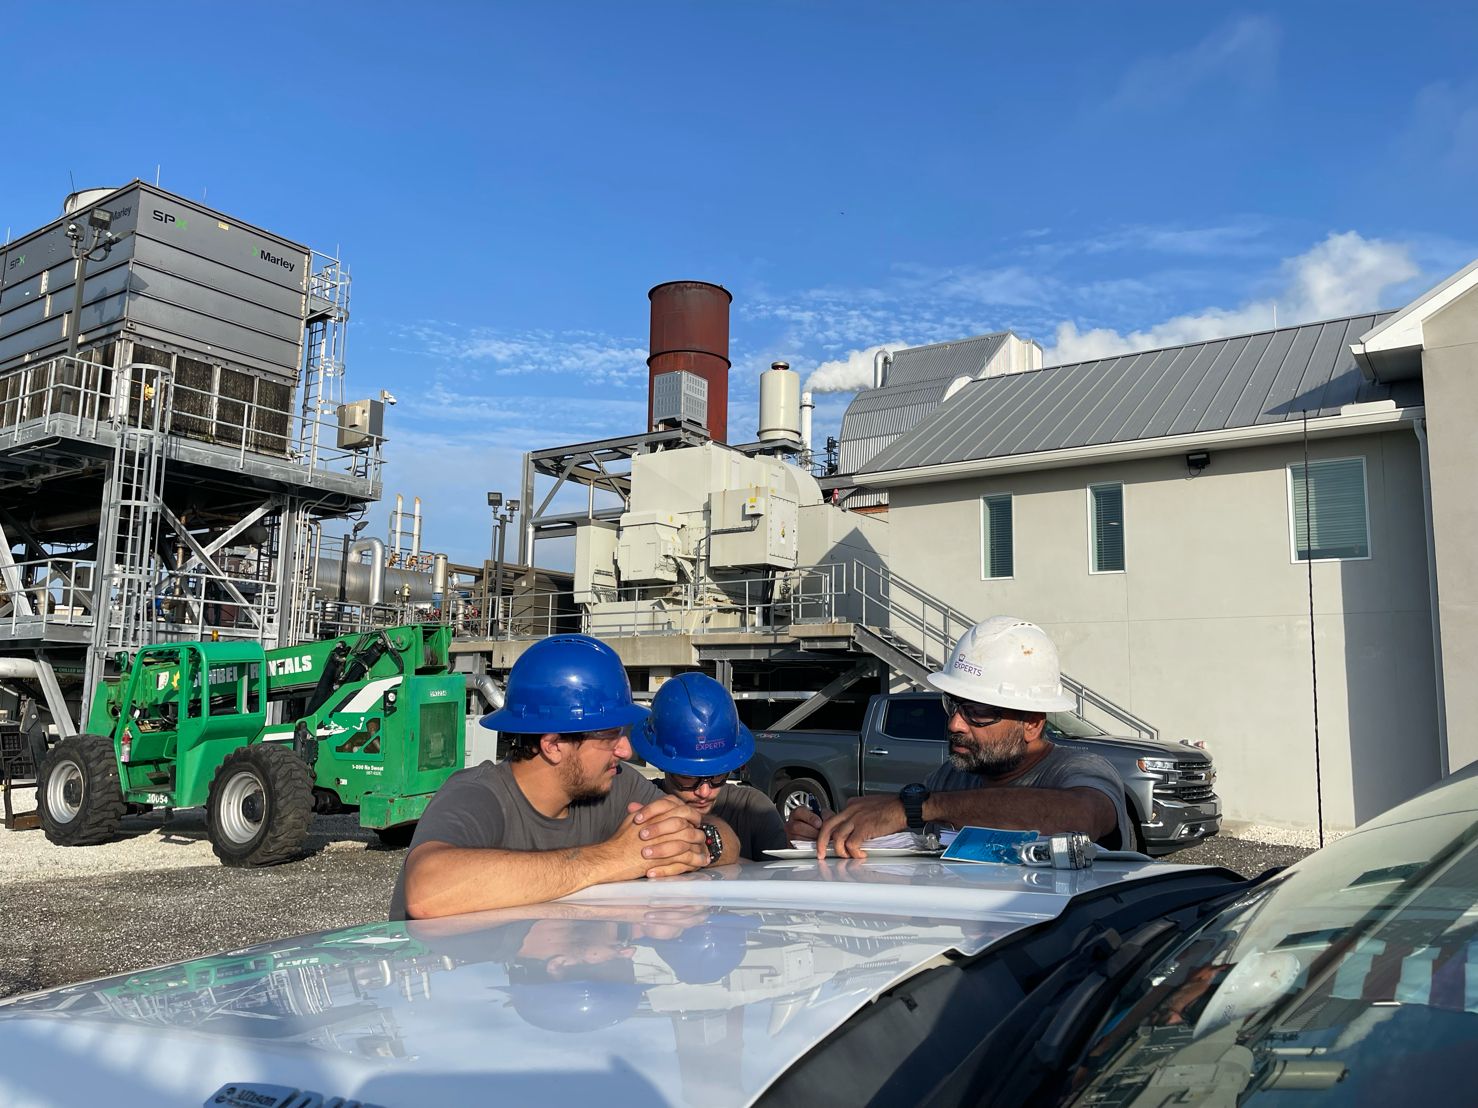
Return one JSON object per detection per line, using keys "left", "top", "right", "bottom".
{"left": 379, "top": 390, "right": 398, "bottom": 406}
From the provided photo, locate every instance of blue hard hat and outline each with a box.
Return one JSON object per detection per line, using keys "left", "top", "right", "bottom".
{"left": 507, "top": 979, "right": 646, "bottom": 1033}
{"left": 629, "top": 672, "right": 754, "bottom": 777}
{"left": 481, "top": 634, "right": 649, "bottom": 735}
{"left": 648, "top": 913, "right": 761, "bottom": 984}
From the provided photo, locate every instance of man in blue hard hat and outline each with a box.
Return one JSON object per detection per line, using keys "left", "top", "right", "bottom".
{"left": 390, "top": 635, "right": 738, "bottom": 920}
{"left": 631, "top": 672, "right": 789, "bottom": 861}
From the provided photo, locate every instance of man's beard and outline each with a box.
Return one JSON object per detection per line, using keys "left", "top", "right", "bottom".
{"left": 949, "top": 723, "right": 1028, "bottom": 776}
{"left": 561, "top": 757, "right": 614, "bottom": 804}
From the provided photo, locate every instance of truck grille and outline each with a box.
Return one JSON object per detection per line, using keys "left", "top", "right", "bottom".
{"left": 1173, "top": 784, "right": 1217, "bottom": 803}
{"left": 1154, "top": 759, "right": 1217, "bottom": 803}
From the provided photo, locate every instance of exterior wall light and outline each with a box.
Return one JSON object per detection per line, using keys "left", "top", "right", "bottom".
{"left": 1185, "top": 451, "right": 1210, "bottom": 476}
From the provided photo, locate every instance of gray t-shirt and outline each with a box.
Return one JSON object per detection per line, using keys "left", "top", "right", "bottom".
{"left": 923, "top": 743, "right": 1133, "bottom": 850}
{"left": 710, "top": 783, "right": 789, "bottom": 860}
{"left": 389, "top": 760, "right": 663, "bottom": 920}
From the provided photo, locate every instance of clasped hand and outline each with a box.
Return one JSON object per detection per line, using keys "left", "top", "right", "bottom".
{"left": 603, "top": 795, "right": 709, "bottom": 879}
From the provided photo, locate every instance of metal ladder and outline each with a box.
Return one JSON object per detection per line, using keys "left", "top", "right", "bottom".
{"left": 849, "top": 559, "right": 1160, "bottom": 740}
{"left": 297, "top": 254, "right": 351, "bottom": 470}
{"left": 85, "top": 367, "right": 172, "bottom": 701}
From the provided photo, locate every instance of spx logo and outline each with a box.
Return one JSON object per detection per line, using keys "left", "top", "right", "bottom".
{"left": 5, "top": 254, "right": 22, "bottom": 271}
{"left": 152, "top": 209, "right": 188, "bottom": 229}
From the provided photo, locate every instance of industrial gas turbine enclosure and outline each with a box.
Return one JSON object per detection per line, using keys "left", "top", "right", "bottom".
{"left": 0, "top": 181, "right": 310, "bottom": 379}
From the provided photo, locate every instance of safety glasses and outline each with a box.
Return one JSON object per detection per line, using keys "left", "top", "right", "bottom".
{"left": 666, "top": 772, "right": 730, "bottom": 792}
{"left": 567, "top": 725, "right": 632, "bottom": 749}
{"left": 942, "top": 694, "right": 1007, "bottom": 728}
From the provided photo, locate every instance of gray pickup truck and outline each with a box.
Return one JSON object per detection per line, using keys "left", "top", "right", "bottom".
{"left": 743, "top": 691, "right": 1220, "bottom": 855}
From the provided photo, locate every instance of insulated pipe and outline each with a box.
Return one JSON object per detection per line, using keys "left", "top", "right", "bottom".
{"left": 349, "top": 538, "right": 385, "bottom": 605}
{"left": 314, "top": 557, "right": 432, "bottom": 605}
{"left": 800, "top": 390, "right": 815, "bottom": 452}
{"left": 392, "top": 495, "right": 403, "bottom": 557}
{"left": 411, "top": 497, "right": 422, "bottom": 559}
{"left": 473, "top": 674, "right": 505, "bottom": 712}
{"left": 0, "top": 659, "right": 40, "bottom": 678}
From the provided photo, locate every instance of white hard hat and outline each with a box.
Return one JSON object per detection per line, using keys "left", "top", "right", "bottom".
{"left": 926, "top": 616, "right": 1076, "bottom": 712}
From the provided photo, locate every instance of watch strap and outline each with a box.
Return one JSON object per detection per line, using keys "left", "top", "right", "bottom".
{"left": 700, "top": 822, "right": 723, "bottom": 865}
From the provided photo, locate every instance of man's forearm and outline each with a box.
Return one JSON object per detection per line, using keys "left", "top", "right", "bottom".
{"left": 404, "top": 842, "right": 617, "bottom": 919}
{"left": 925, "top": 787, "right": 1115, "bottom": 839}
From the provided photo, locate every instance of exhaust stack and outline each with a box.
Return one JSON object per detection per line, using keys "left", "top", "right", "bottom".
{"left": 647, "top": 281, "right": 732, "bottom": 443}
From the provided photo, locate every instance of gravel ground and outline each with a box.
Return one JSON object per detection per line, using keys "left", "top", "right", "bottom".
{"left": 0, "top": 792, "right": 1313, "bottom": 1001}
{"left": 0, "top": 794, "right": 403, "bottom": 998}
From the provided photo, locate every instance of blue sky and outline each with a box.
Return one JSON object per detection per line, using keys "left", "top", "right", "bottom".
{"left": 5, "top": 2, "right": 1476, "bottom": 566}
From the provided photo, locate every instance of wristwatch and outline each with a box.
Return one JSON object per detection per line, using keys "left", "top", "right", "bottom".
{"left": 700, "top": 822, "right": 724, "bottom": 865}
{"left": 899, "top": 783, "right": 930, "bottom": 831}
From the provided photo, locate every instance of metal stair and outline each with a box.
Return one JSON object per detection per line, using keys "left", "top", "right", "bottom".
{"left": 848, "top": 559, "right": 1159, "bottom": 740}
{"left": 851, "top": 624, "right": 932, "bottom": 688}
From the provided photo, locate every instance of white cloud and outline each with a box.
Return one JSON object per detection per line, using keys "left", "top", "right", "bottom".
{"left": 1043, "top": 231, "right": 1420, "bottom": 364}
{"left": 805, "top": 342, "right": 909, "bottom": 393}
{"left": 1105, "top": 15, "right": 1280, "bottom": 112}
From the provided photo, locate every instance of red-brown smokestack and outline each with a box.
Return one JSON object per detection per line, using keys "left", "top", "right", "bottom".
{"left": 647, "top": 280, "right": 732, "bottom": 443}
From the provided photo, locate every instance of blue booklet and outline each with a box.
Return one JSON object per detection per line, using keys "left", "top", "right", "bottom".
{"left": 940, "top": 826, "right": 1040, "bottom": 865}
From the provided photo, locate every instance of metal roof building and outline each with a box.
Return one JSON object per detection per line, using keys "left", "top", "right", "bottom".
{"left": 861, "top": 312, "right": 1419, "bottom": 479}
{"left": 835, "top": 331, "right": 1040, "bottom": 505}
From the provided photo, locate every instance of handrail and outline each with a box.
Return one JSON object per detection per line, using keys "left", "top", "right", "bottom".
{"left": 0, "top": 355, "right": 381, "bottom": 484}
{"left": 850, "top": 558, "right": 1159, "bottom": 740}
{"left": 0, "top": 549, "right": 282, "bottom": 645}
{"left": 440, "top": 563, "right": 852, "bottom": 642}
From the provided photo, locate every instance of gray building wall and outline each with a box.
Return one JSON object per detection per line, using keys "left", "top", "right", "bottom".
{"left": 884, "top": 428, "right": 1439, "bottom": 831}
{"left": 1421, "top": 287, "right": 1478, "bottom": 772}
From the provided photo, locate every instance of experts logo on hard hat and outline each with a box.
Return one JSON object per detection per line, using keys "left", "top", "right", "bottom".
{"left": 952, "top": 658, "right": 984, "bottom": 677}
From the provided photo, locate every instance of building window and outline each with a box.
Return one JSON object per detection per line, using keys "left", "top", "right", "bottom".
{"left": 1288, "top": 457, "right": 1370, "bottom": 561}
{"left": 981, "top": 494, "right": 1014, "bottom": 579}
{"left": 1089, "top": 483, "right": 1125, "bottom": 573}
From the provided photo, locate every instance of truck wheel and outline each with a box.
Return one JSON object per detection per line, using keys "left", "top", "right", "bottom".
{"left": 207, "top": 744, "right": 314, "bottom": 867}
{"left": 38, "top": 734, "right": 126, "bottom": 846}
{"left": 774, "top": 777, "right": 829, "bottom": 820}
{"left": 375, "top": 824, "right": 416, "bottom": 849}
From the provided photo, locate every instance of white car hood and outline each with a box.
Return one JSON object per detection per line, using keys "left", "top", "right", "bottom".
{"left": 0, "top": 858, "right": 1195, "bottom": 1108}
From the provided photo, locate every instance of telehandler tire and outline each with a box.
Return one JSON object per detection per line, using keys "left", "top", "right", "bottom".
{"left": 38, "top": 734, "right": 127, "bottom": 846}
{"left": 207, "top": 744, "right": 314, "bottom": 866}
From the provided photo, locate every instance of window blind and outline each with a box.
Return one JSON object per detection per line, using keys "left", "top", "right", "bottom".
{"left": 1091, "top": 483, "right": 1125, "bottom": 572}
{"left": 1291, "top": 458, "right": 1368, "bottom": 560}
{"left": 982, "top": 494, "right": 1013, "bottom": 578}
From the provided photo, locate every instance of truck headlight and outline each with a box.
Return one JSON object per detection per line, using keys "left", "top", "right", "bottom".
{"left": 1138, "top": 757, "right": 1176, "bottom": 774}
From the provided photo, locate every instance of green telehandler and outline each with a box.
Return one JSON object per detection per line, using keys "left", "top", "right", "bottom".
{"left": 36, "top": 623, "right": 467, "bottom": 866}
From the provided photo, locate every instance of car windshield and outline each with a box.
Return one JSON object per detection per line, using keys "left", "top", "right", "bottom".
{"left": 1065, "top": 773, "right": 1478, "bottom": 1104}
{"left": 1045, "top": 711, "right": 1107, "bottom": 738}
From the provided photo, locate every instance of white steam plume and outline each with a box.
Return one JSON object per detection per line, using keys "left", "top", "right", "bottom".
{"left": 805, "top": 342, "right": 909, "bottom": 393}
{"left": 1044, "top": 231, "right": 1419, "bottom": 364}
